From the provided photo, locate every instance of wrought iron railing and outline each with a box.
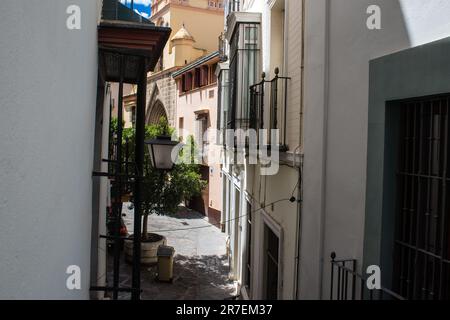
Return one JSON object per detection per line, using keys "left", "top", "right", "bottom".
{"left": 330, "top": 252, "right": 406, "bottom": 300}
{"left": 249, "top": 68, "right": 290, "bottom": 150}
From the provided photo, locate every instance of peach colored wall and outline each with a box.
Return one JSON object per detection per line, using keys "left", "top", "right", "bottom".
{"left": 151, "top": 1, "right": 224, "bottom": 70}
{"left": 175, "top": 83, "right": 222, "bottom": 213}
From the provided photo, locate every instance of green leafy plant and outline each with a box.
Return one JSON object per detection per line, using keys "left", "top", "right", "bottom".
{"left": 112, "top": 117, "right": 206, "bottom": 242}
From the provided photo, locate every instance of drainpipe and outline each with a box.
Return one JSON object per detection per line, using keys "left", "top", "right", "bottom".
{"left": 294, "top": 0, "right": 306, "bottom": 300}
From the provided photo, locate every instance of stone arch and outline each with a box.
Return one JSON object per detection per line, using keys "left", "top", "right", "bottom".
{"left": 146, "top": 83, "right": 168, "bottom": 125}
{"left": 147, "top": 100, "right": 168, "bottom": 125}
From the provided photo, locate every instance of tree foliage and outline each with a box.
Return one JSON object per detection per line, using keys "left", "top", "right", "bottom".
{"left": 111, "top": 117, "right": 206, "bottom": 240}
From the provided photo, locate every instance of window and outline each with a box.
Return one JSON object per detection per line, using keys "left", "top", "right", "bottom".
{"left": 131, "top": 107, "right": 136, "bottom": 128}
{"left": 229, "top": 22, "right": 260, "bottom": 132}
{"left": 208, "top": 0, "right": 222, "bottom": 9}
{"left": 182, "top": 73, "right": 193, "bottom": 92}
{"left": 264, "top": 224, "right": 279, "bottom": 300}
{"left": 245, "top": 201, "right": 252, "bottom": 295}
{"left": 181, "top": 75, "right": 186, "bottom": 92}
{"left": 393, "top": 96, "right": 450, "bottom": 300}
{"left": 179, "top": 117, "right": 184, "bottom": 142}
{"left": 217, "top": 68, "right": 230, "bottom": 145}
{"left": 187, "top": 72, "right": 193, "bottom": 91}
{"left": 196, "top": 113, "right": 209, "bottom": 164}
{"left": 270, "top": 0, "right": 286, "bottom": 75}
{"left": 158, "top": 55, "right": 163, "bottom": 71}
{"left": 210, "top": 63, "right": 218, "bottom": 84}
{"left": 201, "top": 66, "right": 209, "bottom": 87}
{"left": 194, "top": 68, "right": 201, "bottom": 89}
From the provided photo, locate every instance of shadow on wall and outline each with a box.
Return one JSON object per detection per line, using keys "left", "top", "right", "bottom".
{"left": 313, "top": 0, "right": 412, "bottom": 299}
{"left": 362, "top": 0, "right": 413, "bottom": 288}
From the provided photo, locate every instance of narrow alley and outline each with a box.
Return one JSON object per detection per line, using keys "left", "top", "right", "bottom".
{"left": 107, "top": 205, "right": 236, "bottom": 300}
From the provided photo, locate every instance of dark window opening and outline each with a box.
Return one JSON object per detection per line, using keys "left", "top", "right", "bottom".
{"left": 194, "top": 68, "right": 201, "bottom": 89}
{"left": 182, "top": 73, "right": 193, "bottom": 92}
{"left": 245, "top": 201, "right": 252, "bottom": 295}
{"left": 131, "top": 107, "right": 136, "bottom": 128}
{"left": 201, "top": 66, "right": 209, "bottom": 87}
{"left": 179, "top": 117, "right": 184, "bottom": 142}
{"left": 264, "top": 225, "right": 279, "bottom": 300}
{"left": 210, "top": 63, "right": 218, "bottom": 84}
{"left": 393, "top": 96, "right": 450, "bottom": 300}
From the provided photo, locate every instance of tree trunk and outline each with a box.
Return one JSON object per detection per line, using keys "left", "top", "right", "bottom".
{"left": 142, "top": 213, "right": 149, "bottom": 241}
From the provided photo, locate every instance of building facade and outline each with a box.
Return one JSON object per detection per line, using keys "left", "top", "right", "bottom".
{"left": 218, "top": 0, "right": 450, "bottom": 301}
{"left": 0, "top": 0, "right": 169, "bottom": 300}
{"left": 147, "top": 0, "right": 225, "bottom": 127}
{"left": 0, "top": 0, "right": 102, "bottom": 299}
{"left": 217, "top": 0, "right": 302, "bottom": 300}
{"left": 301, "top": 0, "right": 450, "bottom": 300}
{"left": 173, "top": 51, "right": 222, "bottom": 226}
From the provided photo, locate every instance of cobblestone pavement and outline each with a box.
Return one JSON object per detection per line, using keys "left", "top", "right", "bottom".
{"left": 106, "top": 204, "right": 236, "bottom": 300}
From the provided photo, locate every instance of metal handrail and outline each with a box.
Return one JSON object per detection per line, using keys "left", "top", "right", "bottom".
{"left": 330, "top": 252, "right": 406, "bottom": 300}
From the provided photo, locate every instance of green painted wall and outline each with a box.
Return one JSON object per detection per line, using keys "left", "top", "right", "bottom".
{"left": 365, "top": 37, "right": 450, "bottom": 288}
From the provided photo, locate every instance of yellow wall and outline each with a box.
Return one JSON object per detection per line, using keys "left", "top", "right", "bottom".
{"left": 151, "top": 1, "right": 224, "bottom": 70}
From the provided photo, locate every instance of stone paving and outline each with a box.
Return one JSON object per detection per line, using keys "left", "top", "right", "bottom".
{"left": 107, "top": 204, "right": 236, "bottom": 300}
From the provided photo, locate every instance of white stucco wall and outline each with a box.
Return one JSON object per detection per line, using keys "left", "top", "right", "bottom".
{"left": 0, "top": 0, "right": 100, "bottom": 299}
{"left": 301, "top": 0, "right": 450, "bottom": 299}
{"left": 224, "top": 0, "right": 303, "bottom": 300}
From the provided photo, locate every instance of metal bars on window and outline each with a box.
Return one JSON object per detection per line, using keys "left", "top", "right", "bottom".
{"left": 249, "top": 69, "right": 290, "bottom": 150}
{"left": 394, "top": 96, "right": 450, "bottom": 300}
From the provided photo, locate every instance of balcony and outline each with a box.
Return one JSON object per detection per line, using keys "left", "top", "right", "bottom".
{"left": 227, "top": 0, "right": 241, "bottom": 15}
{"left": 249, "top": 68, "right": 290, "bottom": 151}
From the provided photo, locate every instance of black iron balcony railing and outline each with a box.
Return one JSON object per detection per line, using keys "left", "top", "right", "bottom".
{"left": 330, "top": 252, "right": 406, "bottom": 300}
{"left": 249, "top": 68, "right": 290, "bottom": 150}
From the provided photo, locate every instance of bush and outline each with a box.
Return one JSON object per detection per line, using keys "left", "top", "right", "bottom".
{"left": 111, "top": 117, "right": 206, "bottom": 240}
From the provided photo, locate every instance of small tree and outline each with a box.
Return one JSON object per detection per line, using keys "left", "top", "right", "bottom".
{"left": 112, "top": 117, "right": 206, "bottom": 242}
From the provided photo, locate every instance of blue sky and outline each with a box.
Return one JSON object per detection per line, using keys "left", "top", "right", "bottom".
{"left": 120, "top": 0, "right": 152, "bottom": 19}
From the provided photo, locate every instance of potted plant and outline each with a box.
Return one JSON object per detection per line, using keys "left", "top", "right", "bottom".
{"left": 124, "top": 118, "right": 206, "bottom": 265}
